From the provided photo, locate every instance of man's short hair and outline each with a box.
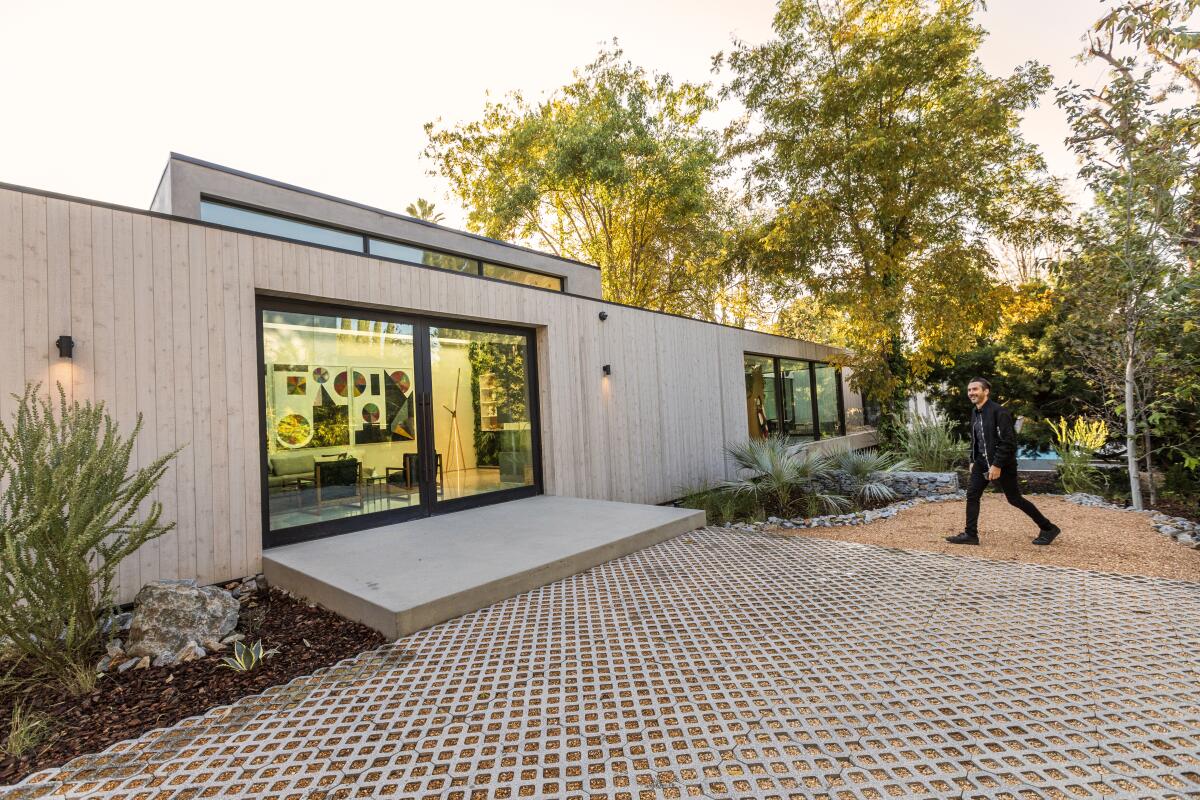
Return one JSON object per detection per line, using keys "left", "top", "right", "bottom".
{"left": 968, "top": 377, "right": 992, "bottom": 390}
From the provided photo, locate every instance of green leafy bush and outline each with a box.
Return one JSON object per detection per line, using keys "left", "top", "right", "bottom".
{"left": 675, "top": 483, "right": 762, "bottom": 526}
{"left": 891, "top": 413, "right": 969, "bottom": 472}
{"left": 721, "top": 438, "right": 849, "bottom": 518}
{"left": 0, "top": 384, "right": 177, "bottom": 694}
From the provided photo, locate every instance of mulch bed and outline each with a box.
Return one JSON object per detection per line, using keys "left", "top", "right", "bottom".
{"left": 0, "top": 587, "right": 386, "bottom": 786}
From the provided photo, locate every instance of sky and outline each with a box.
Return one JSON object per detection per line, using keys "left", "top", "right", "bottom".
{"left": 0, "top": 0, "right": 1113, "bottom": 230}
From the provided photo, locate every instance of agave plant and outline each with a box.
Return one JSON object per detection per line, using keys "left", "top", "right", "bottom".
{"left": 219, "top": 639, "right": 279, "bottom": 673}
{"left": 721, "top": 437, "right": 849, "bottom": 517}
{"left": 831, "top": 447, "right": 910, "bottom": 505}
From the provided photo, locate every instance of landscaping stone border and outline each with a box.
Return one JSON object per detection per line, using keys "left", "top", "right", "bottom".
{"left": 829, "top": 470, "right": 959, "bottom": 499}
{"left": 731, "top": 490, "right": 968, "bottom": 533}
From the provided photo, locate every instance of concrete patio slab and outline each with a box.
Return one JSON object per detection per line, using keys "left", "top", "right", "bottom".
{"left": 261, "top": 495, "right": 705, "bottom": 638}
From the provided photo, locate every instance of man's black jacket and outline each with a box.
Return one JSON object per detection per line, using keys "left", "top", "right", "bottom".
{"left": 970, "top": 399, "right": 1019, "bottom": 469}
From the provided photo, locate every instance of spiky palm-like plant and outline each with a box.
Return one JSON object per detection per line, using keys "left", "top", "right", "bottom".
{"left": 721, "top": 437, "right": 849, "bottom": 517}
{"left": 831, "top": 447, "right": 910, "bottom": 506}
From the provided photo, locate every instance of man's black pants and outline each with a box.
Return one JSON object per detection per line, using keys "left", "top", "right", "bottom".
{"left": 965, "top": 460, "right": 1053, "bottom": 535}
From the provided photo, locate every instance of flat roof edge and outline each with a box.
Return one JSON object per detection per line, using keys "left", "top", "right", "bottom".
{"left": 0, "top": 177, "right": 850, "bottom": 354}
{"left": 167, "top": 153, "right": 602, "bottom": 272}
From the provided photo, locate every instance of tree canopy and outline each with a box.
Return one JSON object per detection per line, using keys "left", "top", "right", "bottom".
{"left": 724, "top": 0, "right": 1068, "bottom": 409}
{"left": 424, "top": 46, "right": 753, "bottom": 320}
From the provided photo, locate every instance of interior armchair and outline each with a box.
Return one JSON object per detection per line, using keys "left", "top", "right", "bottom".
{"left": 310, "top": 457, "right": 363, "bottom": 510}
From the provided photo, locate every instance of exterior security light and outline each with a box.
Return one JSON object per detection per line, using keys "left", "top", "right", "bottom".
{"left": 602, "top": 364, "right": 612, "bottom": 376}
{"left": 598, "top": 311, "right": 608, "bottom": 321}
{"left": 56, "top": 335, "right": 75, "bottom": 358}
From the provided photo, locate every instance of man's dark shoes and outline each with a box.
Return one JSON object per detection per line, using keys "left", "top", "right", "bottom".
{"left": 1032, "top": 525, "right": 1061, "bottom": 546}
{"left": 945, "top": 532, "right": 980, "bottom": 545}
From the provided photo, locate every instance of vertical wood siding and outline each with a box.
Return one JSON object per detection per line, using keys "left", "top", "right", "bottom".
{"left": 0, "top": 188, "right": 871, "bottom": 603}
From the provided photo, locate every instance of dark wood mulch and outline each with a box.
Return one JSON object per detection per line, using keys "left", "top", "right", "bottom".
{"left": 0, "top": 587, "right": 386, "bottom": 787}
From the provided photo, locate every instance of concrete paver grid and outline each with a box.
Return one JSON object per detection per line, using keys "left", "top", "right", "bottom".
{"left": 6, "top": 528, "right": 1200, "bottom": 800}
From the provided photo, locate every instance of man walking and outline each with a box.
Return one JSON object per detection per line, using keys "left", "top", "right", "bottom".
{"left": 945, "top": 378, "right": 1061, "bottom": 546}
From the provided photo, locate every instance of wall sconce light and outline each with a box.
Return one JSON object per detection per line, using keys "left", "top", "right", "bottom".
{"left": 55, "top": 335, "right": 75, "bottom": 359}
{"left": 598, "top": 311, "right": 608, "bottom": 321}
{"left": 602, "top": 364, "right": 612, "bottom": 376}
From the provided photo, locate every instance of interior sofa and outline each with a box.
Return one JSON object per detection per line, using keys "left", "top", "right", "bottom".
{"left": 267, "top": 452, "right": 316, "bottom": 489}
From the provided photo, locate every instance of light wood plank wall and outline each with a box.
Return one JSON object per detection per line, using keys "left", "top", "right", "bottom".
{"left": 0, "top": 187, "right": 870, "bottom": 604}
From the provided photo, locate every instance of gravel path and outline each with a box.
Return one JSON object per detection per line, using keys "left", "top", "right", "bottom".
{"left": 770, "top": 493, "right": 1200, "bottom": 582}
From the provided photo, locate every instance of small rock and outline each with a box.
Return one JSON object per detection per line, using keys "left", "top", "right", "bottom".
{"left": 202, "top": 638, "right": 226, "bottom": 652}
{"left": 117, "top": 657, "right": 140, "bottom": 673}
{"left": 224, "top": 582, "right": 240, "bottom": 591}
{"left": 135, "top": 655, "right": 151, "bottom": 670}
{"left": 1177, "top": 534, "right": 1196, "bottom": 546}
{"left": 153, "top": 652, "right": 177, "bottom": 668}
{"left": 96, "top": 655, "right": 114, "bottom": 672}
{"left": 116, "top": 612, "right": 134, "bottom": 632}
{"left": 106, "top": 639, "right": 125, "bottom": 657}
{"left": 240, "top": 579, "right": 258, "bottom": 594}
{"left": 221, "top": 633, "right": 245, "bottom": 645}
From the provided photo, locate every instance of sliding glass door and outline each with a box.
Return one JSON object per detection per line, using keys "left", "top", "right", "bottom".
{"left": 259, "top": 300, "right": 540, "bottom": 546}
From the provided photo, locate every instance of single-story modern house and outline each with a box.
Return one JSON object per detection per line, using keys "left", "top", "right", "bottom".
{"left": 0, "top": 154, "right": 876, "bottom": 608}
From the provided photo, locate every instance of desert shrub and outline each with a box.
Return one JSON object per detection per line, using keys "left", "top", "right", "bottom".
{"left": 1051, "top": 417, "right": 1107, "bottom": 494}
{"left": 721, "top": 438, "right": 848, "bottom": 518}
{"left": 891, "top": 413, "right": 969, "bottom": 472}
{"left": 0, "top": 383, "right": 177, "bottom": 694}
{"left": 830, "top": 447, "right": 910, "bottom": 506}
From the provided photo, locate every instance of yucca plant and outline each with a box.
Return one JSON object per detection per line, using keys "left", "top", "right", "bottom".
{"left": 891, "top": 412, "right": 969, "bottom": 472}
{"left": 0, "top": 383, "right": 178, "bottom": 694}
{"left": 831, "top": 448, "right": 911, "bottom": 506}
{"left": 220, "top": 639, "right": 279, "bottom": 672}
{"left": 1051, "top": 417, "right": 1108, "bottom": 494}
{"left": 721, "top": 437, "right": 849, "bottom": 518}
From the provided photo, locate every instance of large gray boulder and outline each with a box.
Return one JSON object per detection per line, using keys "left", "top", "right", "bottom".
{"left": 126, "top": 579, "right": 239, "bottom": 658}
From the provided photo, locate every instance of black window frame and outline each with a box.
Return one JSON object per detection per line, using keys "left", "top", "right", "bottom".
{"left": 744, "top": 352, "right": 846, "bottom": 442}
{"left": 202, "top": 197, "right": 565, "bottom": 293}
{"left": 257, "top": 295, "right": 545, "bottom": 549}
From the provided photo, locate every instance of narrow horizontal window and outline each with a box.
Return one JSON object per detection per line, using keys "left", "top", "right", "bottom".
{"left": 201, "top": 200, "right": 363, "bottom": 251}
{"left": 482, "top": 262, "right": 563, "bottom": 291}
{"left": 368, "top": 239, "right": 476, "bottom": 274}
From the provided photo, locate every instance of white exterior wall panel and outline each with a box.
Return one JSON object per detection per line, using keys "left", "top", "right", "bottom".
{"left": 0, "top": 185, "right": 872, "bottom": 603}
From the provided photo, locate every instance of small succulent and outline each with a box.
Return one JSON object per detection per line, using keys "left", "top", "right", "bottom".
{"left": 219, "top": 640, "right": 278, "bottom": 672}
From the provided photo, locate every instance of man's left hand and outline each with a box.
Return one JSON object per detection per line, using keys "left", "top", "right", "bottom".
{"left": 987, "top": 466, "right": 1002, "bottom": 480}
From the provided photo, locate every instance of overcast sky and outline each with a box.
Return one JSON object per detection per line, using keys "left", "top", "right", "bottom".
{"left": 0, "top": 0, "right": 1111, "bottom": 229}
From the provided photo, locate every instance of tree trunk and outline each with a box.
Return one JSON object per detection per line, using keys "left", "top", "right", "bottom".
{"left": 1143, "top": 426, "right": 1156, "bottom": 507}
{"left": 1124, "top": 343, "right": 1143, "bottom": 510}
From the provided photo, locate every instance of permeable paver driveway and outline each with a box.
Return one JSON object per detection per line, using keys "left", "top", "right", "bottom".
{"left": 9, "top": 528, "right": 1200, "bottom": 800}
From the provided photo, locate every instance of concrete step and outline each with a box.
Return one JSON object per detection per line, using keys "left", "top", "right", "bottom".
{"left": 262, "top": 495, "right": 705, "bottom": 638}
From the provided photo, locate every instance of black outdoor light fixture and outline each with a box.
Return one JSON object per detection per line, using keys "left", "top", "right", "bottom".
{"left": 602, "top": 364, "right": 612, "bottom": 376}
{"left": 55, "top": 335, "right": 75, "bottom": 359}
{"left": 598, "top": 311, "right": 608, "bottom": 321}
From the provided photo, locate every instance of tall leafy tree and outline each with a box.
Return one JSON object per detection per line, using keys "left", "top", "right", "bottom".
{"left": 723, "top": 0, "right": 1067, "bottom": 425}
{"left": 1056, "top": 0, "right": 1199, "bottom": 508}
{"left": 424, "top": 46, "right": 746, "bottom": 320}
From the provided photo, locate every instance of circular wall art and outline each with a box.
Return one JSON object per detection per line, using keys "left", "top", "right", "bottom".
{"left": 334, "top": 370, "right": 367, "bottom": 397}
{"left": 276, "top": 414, "right": 313, "bottom": 448}
{"left": 361, "top": 403, "right": 380, "bottom": 424}
{"left": 312, "top": 367, "right": 330, "bottom": 384}
{"left": 390, "top": 370, "right": 411, "bottom": 394}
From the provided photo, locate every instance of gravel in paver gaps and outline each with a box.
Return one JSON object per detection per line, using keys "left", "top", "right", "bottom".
{"left": 767, "top": 494, "right": 1200, "bottom": 582}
